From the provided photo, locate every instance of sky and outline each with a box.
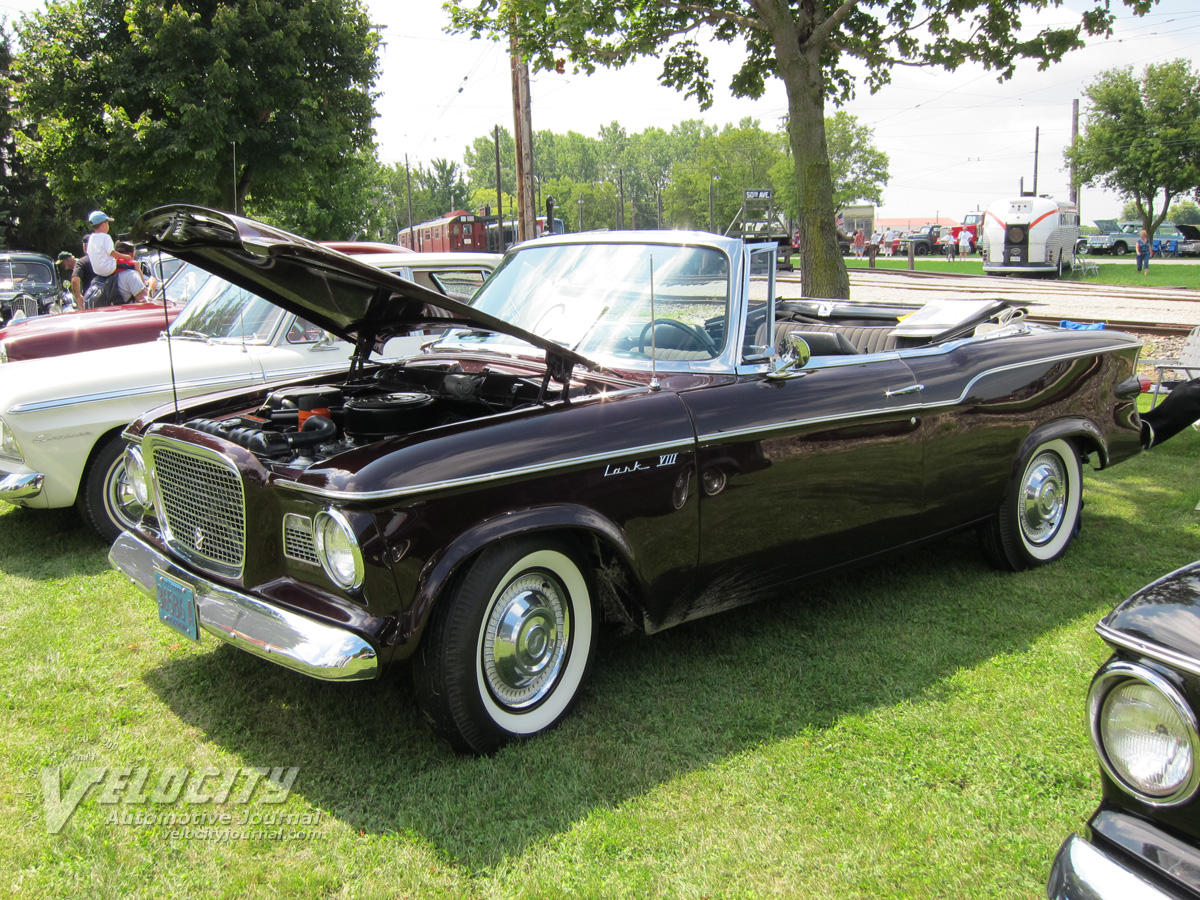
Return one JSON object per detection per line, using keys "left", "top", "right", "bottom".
{"left": 4, "top": 0, "right": 1200, "bottom": 225}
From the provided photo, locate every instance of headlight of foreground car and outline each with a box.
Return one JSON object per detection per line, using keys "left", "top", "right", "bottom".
{"left": 1089, "top": 661, "right": 1200, "bottom": 805}
{"left": 0, "top": 416, "right": 23, "bottom": 462}
{"left": 314, "top": 509, "right": 364, "bottom": 590}
{"left": 123, "top": 445, "right": 150, "bottom": 508}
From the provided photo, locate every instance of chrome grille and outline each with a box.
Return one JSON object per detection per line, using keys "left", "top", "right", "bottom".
{"left": 283, "top": 514, "right": 319, "bottom": 566}
{"left": 151, "top": 445, "right": 245, "bottom": 570}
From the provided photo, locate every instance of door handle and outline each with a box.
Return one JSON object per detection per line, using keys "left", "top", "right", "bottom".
{"left": 885, "top": 384, "right": 924, "bottom": 397}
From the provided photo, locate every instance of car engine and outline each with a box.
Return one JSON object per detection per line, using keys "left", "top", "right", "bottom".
{"left": 182, "top": 363, "right": 557, "bottom": 467}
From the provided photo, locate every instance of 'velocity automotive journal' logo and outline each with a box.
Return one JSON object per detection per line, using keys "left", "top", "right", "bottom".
{"left": 41, "top": 765, "right": 302, "bottom": 835}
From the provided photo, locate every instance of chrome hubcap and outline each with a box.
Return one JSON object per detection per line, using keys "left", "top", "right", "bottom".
{"left": 482, "top": 570, "right": 570, "bottom": 710}
{"left": 106, "top": 459, "right": 144, "bottom": 529}
{"left": 1019, "top": 451, "right": 1066, "bottom": 544}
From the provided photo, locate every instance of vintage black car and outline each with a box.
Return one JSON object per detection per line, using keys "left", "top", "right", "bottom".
{"left": 0, "top": 251, "right": 61, "bottom": 323}
{"left": 1048, "top": 560, "right": 1200, "bottom": 900}
{"left": 109, "top": 205, "right": 1145, "bottom": 754}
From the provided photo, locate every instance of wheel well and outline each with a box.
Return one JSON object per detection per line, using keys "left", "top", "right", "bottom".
{"left": 73, "top": 426, "right": 128, "bottom": 506}
{"left": 440, "top": 527, "right": 645, "bottom": 633}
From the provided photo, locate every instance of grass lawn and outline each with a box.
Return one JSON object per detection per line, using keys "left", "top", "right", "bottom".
{"left": 3, "top": 415, "right": 1198, "bottom": 899}
{"left": 825, "top": 254, "right": 1200, "bottom": 290}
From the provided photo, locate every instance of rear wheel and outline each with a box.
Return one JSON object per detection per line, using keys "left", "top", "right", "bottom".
{"left": 413, "top": 537, "right": 596, "bottom": 754}
{"left": 77, "top": 433, "right": 143, "bottom": 544}
{"left": 980, "top": 438, "right": 1083, "bottom": 571}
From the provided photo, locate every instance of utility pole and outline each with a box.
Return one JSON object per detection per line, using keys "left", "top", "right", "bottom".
{"left": 1070, "top": 100, "right": 1080, "bottom": 215}
{"left": 1032, "top": 126, "right": 1040, "bottom": 196}
{"left": 494, "top": 124, "right": 504, "bottom": 252}
{"left": 405, "top": 153, "right": 414, "bottom": 249}
{"left": 510, "top": 37, "right": 536, "bottom": 242}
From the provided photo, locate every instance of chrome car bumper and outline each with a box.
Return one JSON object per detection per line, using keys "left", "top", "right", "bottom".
{"left": 0, "top": 471, "right": 44, "bottom": 502}
{"left": 1048, "top": 834, "right": 1183, "bottom": 900}
{"left": 109, "top": 531, "right": 378, "bottom": 682}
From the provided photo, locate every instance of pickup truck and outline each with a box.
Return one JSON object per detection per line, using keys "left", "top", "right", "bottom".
{"left": 1084, "top": 220, "right": 1200, "bottom": 256}
{"left": 898, "top": 224, "right": 948, "bottom": 256}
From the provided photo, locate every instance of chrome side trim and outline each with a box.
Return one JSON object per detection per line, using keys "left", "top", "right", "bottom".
{"left": 1048, "top": 834, "right": 1179, "bottom": 900}
{"left": 699, "top": 344, "right": 1135, "bottom": 445}
{"left": 276, "top": 438, "right": 694, "bottom": 502}
{"left": 6, "top": 364, "right": 351, "bottom": 415}
{"left": 109, "top": 531, "right": 378, "bottom": 682}
{"left": 1097, "top": 622, "right": 1200, "bottom": 680}
{"left": 0, "top": 471, "right": 44, "bottom": 501}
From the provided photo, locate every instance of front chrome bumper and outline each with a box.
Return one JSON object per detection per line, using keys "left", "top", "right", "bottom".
{"left": 109, "top": 531, "right": 378, "bottom": 682}
{"left": 1048, "top": 833, "right": 1183, "bottom": 900}
{"left": 0, "top": 471, "right": 44, "bottom": 502}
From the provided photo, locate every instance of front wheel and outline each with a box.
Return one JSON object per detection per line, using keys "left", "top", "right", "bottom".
{"left": 77, "top": 434, "right": 144, "bottom": 544}
{"left": 413, "top": 537, "right": 596, "bottom": 754}
{"left": 1113, "top": 243, "right": 1129, "bottom": 257}
{"left": 979, "top": 438, "right": 1083, "bottom": 571}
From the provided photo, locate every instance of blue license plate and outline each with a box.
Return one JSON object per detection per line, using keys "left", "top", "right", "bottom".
{"left": 155, "top": 571, "right": 199, "bottom": 642}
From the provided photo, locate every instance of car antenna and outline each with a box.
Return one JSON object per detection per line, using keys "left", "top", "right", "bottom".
{"left": 649, "top": 255, "right": 660, "bottom": 391}
{"left": 155, "top": 252, "right": 182, "bottom": 418}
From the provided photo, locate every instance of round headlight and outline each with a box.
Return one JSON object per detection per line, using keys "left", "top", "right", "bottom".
{"left": 123, "top": 445, "right": 150, "bottom": 507}
{"left": 1090, "top": 662, "right": 1200, "bottom": 805}
{"left": 314, "top": 509, "right": 364, "bottom": 590}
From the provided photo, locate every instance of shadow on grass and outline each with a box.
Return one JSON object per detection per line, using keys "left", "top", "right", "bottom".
{"left": 139, "top": 466, "right": 1191, "bottom": 873}
{"left": 0, "top": 505, "right": 111, "bottom": 578}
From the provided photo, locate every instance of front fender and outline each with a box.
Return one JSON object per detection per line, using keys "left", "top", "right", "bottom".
{"left": 396, "top": 503, "right": 644, "bottom": 655}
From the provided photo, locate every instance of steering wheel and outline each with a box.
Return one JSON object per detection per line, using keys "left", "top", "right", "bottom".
{"left": 637, "top": 317, "right": 720, "bottom": 356}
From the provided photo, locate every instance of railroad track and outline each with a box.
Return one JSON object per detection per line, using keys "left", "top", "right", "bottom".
{"left": 1023, "top": 316, "right": 1192, "bottom": 337}
{"left": 775, "top": 269, "right": 1200, "bottom": 334}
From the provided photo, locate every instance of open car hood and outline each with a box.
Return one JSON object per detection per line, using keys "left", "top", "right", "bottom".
{"left": 1092, "top": 219, "right": 1118, "bottom": 233}
{"left": 1175, "top": 223, "right": 1200, "bottom": 241}
{"left": 131, "top": 205, "right": 601, "bottom": 374}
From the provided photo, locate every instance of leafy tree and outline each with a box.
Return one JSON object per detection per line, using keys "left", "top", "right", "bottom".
{"left": 1170, "top": 200, "right": 1200, "bottom": 224}
{"left": 0, "top": 22, "right": 80, "bottom": 253}
{"left": 771, "top": 113, "right": 887, "bottom": 231}
{"left": 14, "top": 0, "right": 379, "bottom": 232}
{"left": 1130, "top": 198, "right": 1200, "bottom": 225}
{"left": 1068, "top": 60, "right": 1200, "bottom": 240}
{"left": 448, "top": 0, "right": 1154, "bottom": 299}
{"left": 464, "top": 127, "right": 516, "bottom": 196}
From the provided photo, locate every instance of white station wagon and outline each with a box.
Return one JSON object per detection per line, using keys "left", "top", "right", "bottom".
{"left": 0, "top": 248, "right": 498, "bottom": 542}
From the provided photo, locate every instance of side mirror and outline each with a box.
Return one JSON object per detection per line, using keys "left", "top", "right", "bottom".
{"left": 767, "top": 334, "right": 811, "bottom": 380}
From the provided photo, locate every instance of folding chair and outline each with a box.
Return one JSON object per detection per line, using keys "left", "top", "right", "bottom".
{"left": 1142, "top": 325, "right": 1200, "bottom": 407}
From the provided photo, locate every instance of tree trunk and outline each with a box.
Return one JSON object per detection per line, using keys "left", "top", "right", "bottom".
{"left": 766, "top": 10, "right": 850, "bottom": 299}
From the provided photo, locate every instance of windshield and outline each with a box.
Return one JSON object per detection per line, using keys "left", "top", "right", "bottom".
{"left": 168, "top": 276, "right": 286, "bottom": 342}
{"left": 443, "top": 242, "right": 731, "bottom": 364}
{"left": 0, "top": 258, "right": 55, "bottom": 292}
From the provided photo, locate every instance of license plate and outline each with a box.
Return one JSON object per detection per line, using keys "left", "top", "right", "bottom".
{"left": 155, "top": 571, "right": 199, "bottom": 642}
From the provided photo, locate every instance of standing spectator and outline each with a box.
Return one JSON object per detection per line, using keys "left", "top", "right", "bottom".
{"left": 852, "top": 229, "right": 865, "bottom": 258}
{"left": 958, "top": 228, "right": 972, "bottom": 257}
{"left": 1135, "top": 229, "right": 1152, "bottom": 275}
{"left": 56, "top": 250, "right": 75, "bottom": 275}
{"left": 71, "top": 237, "right": 95, "bottom": 307}
{"left": 882, "top": 228, "right": 895, "bottom": 256}
{"left": 941, "top": 229, "right": 957, "bottom": 260}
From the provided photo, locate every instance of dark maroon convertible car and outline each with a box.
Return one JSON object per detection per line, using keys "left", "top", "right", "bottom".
{"left": 109, "top": 205, "right": 1145, "bottom": 753}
